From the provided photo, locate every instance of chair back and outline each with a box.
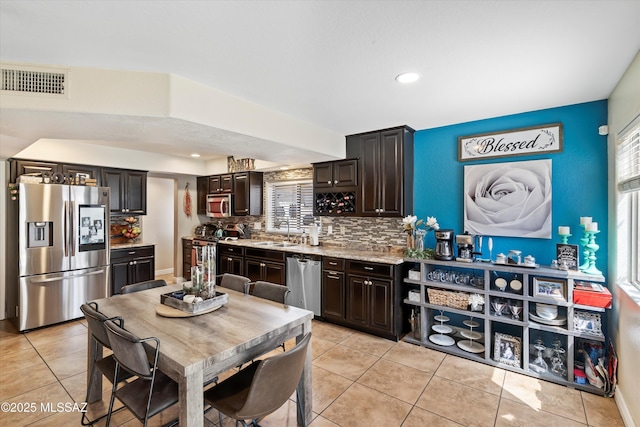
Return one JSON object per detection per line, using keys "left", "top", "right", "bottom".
{"left": 218, "top": 273, "right": 251, "bottom": 293}
{"left": 120, "top": 279, "right": 168, "bottom": 294}
{"left": 81, "top": 302, "right": 114, "bottom": 349}
{"left": 238, "top": 333, "right": 311, "bottom": 420}
{"left": 252, "top": 281, "right": 290, "bottom": 304}
{"left": 104, "top": 319, "right": 158, "bottom": 380}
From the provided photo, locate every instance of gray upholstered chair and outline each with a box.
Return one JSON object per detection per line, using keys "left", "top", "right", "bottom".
{"left": 204, "top": 333, "right": 311, "bottom": 427}
{"left": 103, "top": 319, "right": 179, "bottom": 427}
{"left": 80, "top": 302, "right": 131, "bottom": 426}
{"left": 251, "top": 281, "right": 290, "bottom": 306}
{"left": 120, "top": 279, "right": 168, "bottom": 294}
{"left": 216, "top": 273, "right": 251, "bottom": 294}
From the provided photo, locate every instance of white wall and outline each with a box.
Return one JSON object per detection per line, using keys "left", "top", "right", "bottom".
{"left": 607, "top": 51, "right": 640, "bottom": 427}
{"left": 145, "top": 177, "right": 176, "bottom": 276}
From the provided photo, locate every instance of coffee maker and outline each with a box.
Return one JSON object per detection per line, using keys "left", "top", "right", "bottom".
{"left": 434, "top": 229, "right": 455, "bottom": 261}
{"left": 456, "top": 233, "right": 476, "bottom": 263}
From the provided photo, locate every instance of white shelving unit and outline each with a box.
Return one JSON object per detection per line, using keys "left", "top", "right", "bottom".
{"left": 404, "top": 258, "right": 608, "bottom": 395}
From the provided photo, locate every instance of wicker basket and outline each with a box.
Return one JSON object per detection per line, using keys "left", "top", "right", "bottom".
{"left": 427, "top": 288, "right": 469, "bottom": 310}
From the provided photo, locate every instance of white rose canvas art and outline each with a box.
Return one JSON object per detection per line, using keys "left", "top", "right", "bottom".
{"left": 464, "top": 159, "right": 552, "bottom": 238}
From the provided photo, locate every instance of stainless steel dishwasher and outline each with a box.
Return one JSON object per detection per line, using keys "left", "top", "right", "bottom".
{"left": 286, "top": 254, "right": 321, "bottom": 316}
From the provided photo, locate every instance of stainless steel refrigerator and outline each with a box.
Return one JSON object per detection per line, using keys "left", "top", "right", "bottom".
{"left": 7, "top": 183, "right": 111, "bottom": 331}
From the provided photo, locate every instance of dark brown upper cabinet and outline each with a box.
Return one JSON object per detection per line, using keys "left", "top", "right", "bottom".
{"left": 233, "top": 171, "right": 263, "bottom": 216}
{"left": 209, "top": 174, "right": 233, "bottom": 193}
{"left": 346, "top": 126, "right": 414, "bottom": 217}
{"left": 101, "top": 168, "right": 147, "bottom": 214}
{"left": 313, "top": 159, "right": 358, "bottom": 189}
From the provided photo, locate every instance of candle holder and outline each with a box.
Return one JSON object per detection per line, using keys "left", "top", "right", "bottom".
{"left": 582, "top": 230, "right": 602, "bottom": 275}
{"left": 558, "top": 232, "right": 571, "bottom": 244}
{"left": 579, "top": 224, "right": 590, "bottom": 271}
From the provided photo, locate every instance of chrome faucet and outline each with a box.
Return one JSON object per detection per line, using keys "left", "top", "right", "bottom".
{"left": 280, "top": 220, "right": 290, "bottom": 242}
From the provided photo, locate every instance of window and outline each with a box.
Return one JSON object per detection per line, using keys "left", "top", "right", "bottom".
{"left": 266, "top": 180, "right": 314, "bottom": 234}
{"left": 616, "top": 117, "right": 640, "bottom": 288}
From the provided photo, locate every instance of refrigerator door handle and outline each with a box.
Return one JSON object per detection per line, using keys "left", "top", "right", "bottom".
{"left": 69, "top": 200, "right": 75, "bottom": 257}
{"left": 64, "top": 200, "right": 69, "bottom": 257}
{"left": 30, "top": 270, "right": 104, "bottom": 284}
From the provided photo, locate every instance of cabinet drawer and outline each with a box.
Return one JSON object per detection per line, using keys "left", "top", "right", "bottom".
{"left": 323, "top": 257, "right": 345, "bottom": 271}
{"left": 347, "top": 260, "right": 392, "bottom": 278}
{"left": 245, "top": 248, "right": 286, "bottom": 263}
{"left": 111, "top": 245, "right": 155, "bottom": 261}
{"left": 218, "top": 244, "right": 245, "bottom": 257}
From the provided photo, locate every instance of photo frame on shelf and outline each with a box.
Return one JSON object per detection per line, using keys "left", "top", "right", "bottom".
{"left": 532, "top": 277, "right": 566, "bottom": 301}
{"left": 494, "top": 332, "right": 521, "bottom": 368}
{"left": 573, "top": 311, "right": 603, "bottom": 336}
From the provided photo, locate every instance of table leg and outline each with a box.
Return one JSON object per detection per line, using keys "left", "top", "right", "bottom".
{"left": 296, "top": 323, "right": 313, "bottom": 426}
{"left": 179, "top": 367, "right": 204, "bottom": 427}
{"left": 86, "top": 334, "right": 103, "bottom": 403}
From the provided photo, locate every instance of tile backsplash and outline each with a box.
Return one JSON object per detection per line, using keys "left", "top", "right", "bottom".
{"left": 212, "top": 168, "right": 407, "bottom": 253}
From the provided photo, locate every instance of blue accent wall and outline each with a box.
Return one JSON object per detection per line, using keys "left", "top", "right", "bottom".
{"left": 414, "top": 100, "right": 608, "bottom": 270}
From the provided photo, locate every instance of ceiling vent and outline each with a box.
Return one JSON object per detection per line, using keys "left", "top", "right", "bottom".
{"left": 1, "top": 64, "right": 69, "bottom": 98}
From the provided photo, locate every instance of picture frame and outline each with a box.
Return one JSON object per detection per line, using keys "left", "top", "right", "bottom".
{"left": 458, "top": 122, "right": 563, "bottom": 161}
{"left": 494, "top": 332, "right": 521, "bottom": 367}
{"left": 573, "top": 311, "right": 603, "bottom": 336}
{"left": 463, "top": 159, "right": 552, "bottom": 238}
{"left": 533, "top": 277, "right": 566, "bottom": 301}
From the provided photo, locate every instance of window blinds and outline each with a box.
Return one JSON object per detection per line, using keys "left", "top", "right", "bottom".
{"left": 268, "top": 180, "right": 314, "bottom": 232}
{"left": 617, "top": 122, "right": 640, "bottom": 193}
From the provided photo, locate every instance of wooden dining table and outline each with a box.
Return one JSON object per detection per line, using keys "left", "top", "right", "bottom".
{"left": 86, "top": 284, "right": 314, "bottom": 427}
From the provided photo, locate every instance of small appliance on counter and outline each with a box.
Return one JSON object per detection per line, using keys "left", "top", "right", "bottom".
{"left": 456, "top": 232, "right": 481, "bottom": 263}
{"left": 434, "top": 229, "right": 455, "bottom": 261}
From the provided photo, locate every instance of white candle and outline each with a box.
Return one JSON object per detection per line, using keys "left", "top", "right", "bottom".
{"left": 558, "top": 226, "right": 570, "bottom": 235}
{"left": 585, "top": 222, "right": 598, "bottom": 232}
{"left": 580, "top": 217, "right": 592, "bottom": 225}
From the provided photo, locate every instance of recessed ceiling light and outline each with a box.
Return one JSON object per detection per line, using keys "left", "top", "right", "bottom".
{"left": 279, "top": 166, "right": 289, "bottom": 170}
{"left": 395, "top": 72, "right": 420, "bottom": 84}
{"left": 190, "top": 153, "right": 201, "bottom": 158}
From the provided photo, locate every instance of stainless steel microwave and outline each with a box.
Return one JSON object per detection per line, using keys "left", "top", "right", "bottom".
{"left": 206, "top": 194, "right": 232, "bottom": 217}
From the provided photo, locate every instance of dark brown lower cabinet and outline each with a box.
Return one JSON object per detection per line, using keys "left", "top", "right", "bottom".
{"left": 217, "top": 244, "right": 245, "bottom": 276}
{"left": 346, "top": 275, "right": 392, "bottom": 332}
{"left": 321, "top": 256, "right": 403, "bottom": 341}
{"left": 110, "top": 245, "right": 155, "bottom": 295}
{"left": 244, "top": 259, "right": 285, "bottom": 285}
{"left": 322, "top": 270, "right": 345, "bottom": 320}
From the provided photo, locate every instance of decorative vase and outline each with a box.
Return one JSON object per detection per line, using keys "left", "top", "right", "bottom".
{"left": 407, "top": 233, "right": 415, "bottom": 249}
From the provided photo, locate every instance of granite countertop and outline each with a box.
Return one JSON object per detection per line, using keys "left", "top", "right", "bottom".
{"left": 110, "top": 241, "right": 155, "bottom": 250}
{"left": 218, "top": 239, "right": 405, "bottom": 265}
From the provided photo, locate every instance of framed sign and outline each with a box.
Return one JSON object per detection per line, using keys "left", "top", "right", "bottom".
{"left": 459, "top": 123, "right": 563, "bottom": 161}
{"left": 533, "top": 277, "right": 567, "bottom": 301}
{"left": 556, "top": 244, "right": 579, "bottom": 270}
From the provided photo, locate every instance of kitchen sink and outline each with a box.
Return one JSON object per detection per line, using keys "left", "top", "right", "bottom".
{"left": 254, "top": 241, "right": 298, "bottom": 247}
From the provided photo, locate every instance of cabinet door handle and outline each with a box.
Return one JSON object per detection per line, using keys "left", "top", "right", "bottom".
{"left": 334, "top": 180, "right": 338, "bottom": 184}
{"left": 327, "top": 275, "right": 340, "bottom": 280}
{"left": 128, "top": 251, "right": 136, "bottom": 255}
{"left": 364, "top": 266, "right": 374, "bottom": 271}
{"left": 327, "top": 180, "right": 332, "bottom": 185}
{"left": 329, "top": 261, "right": 337, "bottom": 266}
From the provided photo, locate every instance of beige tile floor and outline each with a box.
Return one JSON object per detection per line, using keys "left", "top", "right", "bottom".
{"left": 0, "top": 285, "right": 625, "bottom": 427}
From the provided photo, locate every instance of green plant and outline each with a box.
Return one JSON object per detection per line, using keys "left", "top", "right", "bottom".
{"left": 404, "top": 248, "right": 435, "bottom": 259}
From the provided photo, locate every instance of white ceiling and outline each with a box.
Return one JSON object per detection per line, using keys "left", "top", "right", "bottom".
{"left": 1, "top": 0, "right": 639, "bottom": 166}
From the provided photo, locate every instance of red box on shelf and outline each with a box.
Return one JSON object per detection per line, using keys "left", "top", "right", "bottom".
{"left": 573, "top": 281, "right": 612, "bottom": 309}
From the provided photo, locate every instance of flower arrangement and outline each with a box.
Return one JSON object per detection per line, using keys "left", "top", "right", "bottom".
{"left": 403, "top": 215, "right": 440, "bottom": 259}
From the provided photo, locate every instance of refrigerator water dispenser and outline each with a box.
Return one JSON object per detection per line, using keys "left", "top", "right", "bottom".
{"left": 28, "top": 222, "right": 53, "bottom": 248}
